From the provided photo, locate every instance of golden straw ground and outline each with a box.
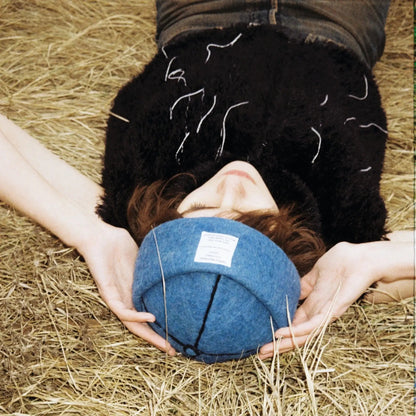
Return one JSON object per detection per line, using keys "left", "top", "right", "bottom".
{"left": 0, "top": 1, "right": 413, "bottom": 415}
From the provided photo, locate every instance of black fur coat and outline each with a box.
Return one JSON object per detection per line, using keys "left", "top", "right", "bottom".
{"left": 98, "top": 25, "right": 388, "bottom": 247}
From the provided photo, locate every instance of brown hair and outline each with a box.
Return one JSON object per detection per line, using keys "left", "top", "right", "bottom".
{"left": 127, "top": 176, "right": 325, "bottom": 276}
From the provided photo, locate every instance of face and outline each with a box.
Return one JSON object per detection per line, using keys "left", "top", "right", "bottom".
{"left": 177, "top": 161, "right": 278, "bottom": 218}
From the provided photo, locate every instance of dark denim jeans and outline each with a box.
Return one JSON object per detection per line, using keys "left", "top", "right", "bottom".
{"left": 156, "top": 0, "right": 390, "bottom": 68}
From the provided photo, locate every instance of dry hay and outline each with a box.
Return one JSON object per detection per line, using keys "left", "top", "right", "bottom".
{"left": 0, "top": 1, "right": 413, "bottom": 415}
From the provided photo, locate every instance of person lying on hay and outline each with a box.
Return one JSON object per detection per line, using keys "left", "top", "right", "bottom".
{"left": 0, "top": 0, "right": 413, "bottom": 362}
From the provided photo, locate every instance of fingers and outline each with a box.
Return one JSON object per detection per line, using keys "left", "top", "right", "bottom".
{"left": 104, "top": 297, "right": 156, "bottom": 322}
{"left": 124, "top": 321, "right": 176, "bottom": 356}
{"left": 109, "top": 302, "right": 176, "bottom": 356}
{"left": 102, "top": 294, "right": 156, "bottom": 323}
{"left": 115, "top": 308, "right": 156, "bottom": 323}
{"left": 258, "top": 315, "right": 330, "bottom": 359}
{"left": 258, "top": 335, "right": 309, "bottom": 360}
{"left": 274, "top": 315, "right": 327, "bottom": 339}
{"left": 258, "top": 309, "right": 333, "bottom": 360}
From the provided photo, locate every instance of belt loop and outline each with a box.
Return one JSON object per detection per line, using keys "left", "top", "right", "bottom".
{"left": 269, "top": 0, "right": 279, "bottom": 25}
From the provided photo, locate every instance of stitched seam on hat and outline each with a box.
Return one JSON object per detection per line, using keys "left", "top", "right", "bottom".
{"left": 143, "top": 294, "right": 268, "bottom": 359}
{"left": 194, "top": 274, "right": 222, "bottom": 351}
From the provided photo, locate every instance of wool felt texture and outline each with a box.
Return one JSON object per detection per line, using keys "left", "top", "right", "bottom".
{"left": 132, "top": 217, "right": 300, "bottom": 363}
{"left": 98, "top": 25, "right": 388, "bottom": 249}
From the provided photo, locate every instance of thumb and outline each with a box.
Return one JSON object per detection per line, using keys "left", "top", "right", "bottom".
{"left": 299, "top": 268, "right": 318, "bottom": 300}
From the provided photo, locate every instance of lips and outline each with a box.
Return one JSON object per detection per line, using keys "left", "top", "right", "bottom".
{"left": 223, "top": 170, "right": 256, "bottom": 184}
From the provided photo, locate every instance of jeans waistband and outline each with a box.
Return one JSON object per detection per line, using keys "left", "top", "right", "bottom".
{"left": 156, "top": 0, "right": 390, "bottom": 68}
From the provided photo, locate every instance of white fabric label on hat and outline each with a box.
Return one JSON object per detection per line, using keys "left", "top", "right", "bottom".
{"left": 194, "top": 232, "right": 239, "bottom": 267}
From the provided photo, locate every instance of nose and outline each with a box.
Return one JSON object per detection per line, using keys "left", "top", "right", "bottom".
{"left": 217, "top": 176, "right": 247, "bottom": 211}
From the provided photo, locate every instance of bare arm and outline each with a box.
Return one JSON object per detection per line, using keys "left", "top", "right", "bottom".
{"left": 365, "top": 230, "right": 415, "bottom": 302}
{"left": 0, "top": 122, "right": 94, "bottom": 247}
{"left": 0, "top": 115, "right": 175, "bottom": 355}
{"left": 369, "top": 230, "right": 414, "bottom": 282}
{"left": 386, "top": 229, "right": 414, "bottom": 242}
{"left": 0, "top": 114, "right": 102, "bottom": 213}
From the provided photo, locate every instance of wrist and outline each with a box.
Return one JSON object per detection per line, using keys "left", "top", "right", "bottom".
{"left": 71, "top": 214, "right": 135, "bottom": 261}
{"left": 361, "top": 240, "right": 415, "bottom": 284}
{"left": 67, "top": 213, "right": 109, "bottom": 256}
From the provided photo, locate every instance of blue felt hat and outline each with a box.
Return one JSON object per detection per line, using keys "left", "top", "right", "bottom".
{"left": 132, "top": 217, "right": 300, "bottom": 363}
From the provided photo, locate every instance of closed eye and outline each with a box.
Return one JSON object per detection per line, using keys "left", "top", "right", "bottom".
{"left": 180, "top": 203, "right": 219, "bottom": 216}
{"left": 189, "top": 202, "right": 208, "bottom": 210}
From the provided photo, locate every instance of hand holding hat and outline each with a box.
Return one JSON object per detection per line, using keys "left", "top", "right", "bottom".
{"left": 259, "top": 242, "right": 382, "bottom": 358}
{"left": 80, "top": 222, "right": 176, "bottom": 355}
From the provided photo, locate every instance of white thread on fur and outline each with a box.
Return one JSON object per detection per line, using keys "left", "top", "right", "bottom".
{"left": 165, "top": 57, "right": 187, "bottom": 86}
{"left": 170, "top": 88, "right": 205, "bottom": 120}
{"left": 175, "top": 131, "right": 191, "bottom": 163}
{"left": 320, "top": 94, "right": 329, "bottom": 106}
{"left": 358, "top": 122, "right": 388, "bottom": 134}
{"left": 344, "top": 117, "right": 357, "bottom": 125}
{"left": 168, "top": 69, "right": 187, "bottom": 86}
{"left": 151, "top": 227, "right": 169, "bottom": 346}
{"left": 205, "top": 33, "right": 243, "bottom": 63}
{"left": 360, "top": 166, "right": 372, "bottom": 172}
{"left": 161, "top": 46, "right": 168, "bottom": 59}
{"left": 344, "top": 117, "right": 387, "bottom": 134}
{"left": 165, "top": 57, "right": 177, "bottom": 81}
{"left": 348, "top": 74, "right": 368, "bottom": 101}
{"left": 310, "top": 127, "right": 322, "bottom": 164}
{"left": 216, "top": 101, "right": 249, "bottom": 159}
{"left": 196, "top": 95, "right": 217, "bottom": 134}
